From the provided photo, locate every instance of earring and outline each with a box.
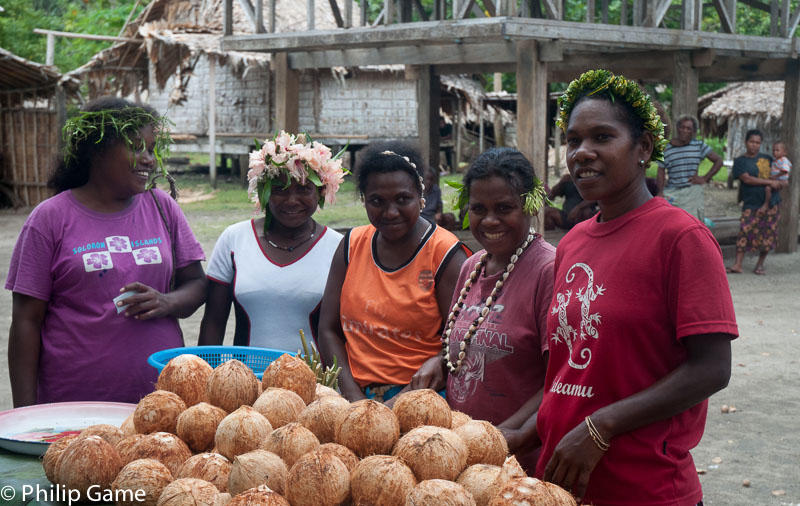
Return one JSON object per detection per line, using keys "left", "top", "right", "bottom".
{"left": 638, "top": 159, "right": 646, "bottom": 167}
{"left": 420, "top": 197, "right": 427, "bottom": 210}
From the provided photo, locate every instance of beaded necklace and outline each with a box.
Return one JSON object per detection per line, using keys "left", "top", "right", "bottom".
{"left": 442, "top": 228, "right": 536, "bottom": 373}
{"left": 266, "top": 222, "right": 317, "bottom": 252}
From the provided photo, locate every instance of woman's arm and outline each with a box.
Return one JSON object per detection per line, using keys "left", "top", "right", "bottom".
{"left": 9, "top": 293, "right": 47, "bottom": 407}
{"left": 197, "top": 281, "right": 233, "bottom": 345}
{"left": 119, "top": 261, "right": 207, "bottom": 320}
{"left": 544, "top": 332, "right": 732, "bottom": 500}
{"left": 739, "top": 172, "right": 782, "bottom": 189}
{"left": 318, "top": 239, "right": 365, "bottom": 402}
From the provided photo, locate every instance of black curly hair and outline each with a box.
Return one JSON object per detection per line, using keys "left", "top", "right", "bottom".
{"left": 355, "top": 141, "right": 425, "bottom": 196}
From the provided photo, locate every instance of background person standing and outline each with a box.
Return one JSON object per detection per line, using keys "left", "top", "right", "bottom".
{"left": 656, "top": 115, "right": 723, "bottom": 222}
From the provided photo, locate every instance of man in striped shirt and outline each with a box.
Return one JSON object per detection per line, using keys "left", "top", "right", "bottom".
{"left": 656, "top": 116, "right": 724, "bottom": 221}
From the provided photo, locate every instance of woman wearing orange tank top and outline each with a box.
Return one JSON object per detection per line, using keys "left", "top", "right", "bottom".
{"left": 318, "top": 141, "right": 468, "bottom": 404}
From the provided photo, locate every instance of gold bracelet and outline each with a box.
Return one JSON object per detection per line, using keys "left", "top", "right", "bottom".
{"left": 585, "top": 416, "right": 610, "bottom": 452}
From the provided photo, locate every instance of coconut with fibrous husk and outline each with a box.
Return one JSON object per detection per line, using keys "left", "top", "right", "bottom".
{"left": 315, "top": 383, "right": 341, "bottom": 400}
{"left": 214, "top": 406, "right": 272, "bottom": 460}
{"left": 116, "top": 434, "right": 146, "bottom": 465}
{"left": 157, "top": 354, "right": 214, "bottom": 406}
{"left": 456, "top": 464, "right": 502, "bottom": 506}
{"left": 298, "top": 395, "right": 349, "bottom": 443}
{"left": 42, "top": 434, "right": 79, "bottom": 483}
{"left": 228, "top": 485, "right": 290, "bottom": 506}
{"left": 253, "top": 388, "right": 306, "bottom": 428}
{"left": 129, "top": 432, "right": 192, "bottom": 477}
{"left": 156, "top": 478, "right": 219, "bottom": 506}
{"left": 120, "top": 413, "right": 137, "bottom": 436}
{"left": 285, "top": 451, "right": 350, "bottom": 506}
{"left": 488, "top": 477, "right": 576, "bottom": 506}
{"left": 207, "top": 359, "right": 260, "bottom": 413}
{"left": 178, "top": 453, "right": 232, "bottom": 493}
{"left": 228, "top": 449, "right": 287, "bottom": 496}
{"left": 215, "top": 492, "right": 231, "bottom": 506}
{"left": 260, "top": 422, "right": 319, "bottom": 469}
{"left": 111, "top": 458, "right": 173, "bottom": 506}
{"left": 495, "top": 455, "right": 526, "bottom": 485}
{"left": 176, "top": 402, "right": 227, "bottom": 452}
{"left": 451, "top": 411, "right": 472, "bottom": 430}
{"left": 453, "top": 420, "right": 508, "bottom": 466}
{"left": 405, "top": 479, "right": 476, "bottom": 506}
{"left": 392, "top": 425, "right": 468, "bottom": 482}
{"left": 336, "top": 399, "right": 400, "bottom": 458}
{"left": 314, "top": 443, "right": 359, "bottom": 472}
{"left": 53, "top": 435, "right": 123, "bottom": 499}
{"left": 79, "top": 423, "right": 125, "bottom": 447}
{"left": 392, "top": 389, "right": 452, "bottom": 433}
{"left": 350, "top": 455, "right": 416, "bottom": 506}
{"left": 261, "top": 354, "right": 317, "bottom": 405}
{"left": 134, "top": 390, "right": 187, "bottom": 434}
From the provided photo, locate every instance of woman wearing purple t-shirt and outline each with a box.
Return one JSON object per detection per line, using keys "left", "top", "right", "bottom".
{"left": 6, "top": 97, "right": 206, "bottom": 407}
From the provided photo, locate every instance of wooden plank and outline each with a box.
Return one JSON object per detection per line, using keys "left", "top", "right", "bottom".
{"left": 256, "top": 0, "right": 264, "bottom": 33}
{"left": 17, "top": 93, "right": 30, "bottom": 206}
{"left": 777, "top": 61, "right": 800, "bottom": 252}
{"left": 208, "top": 58, "right": 217, "bottom": 188}
{"left": 308, "top": 0, "right": 316, "bottom": 29}
{"left": 644, "top": 0, "right": 673, "bottom": 27}
{"left": 33, "top": 28, "right": 138, "bottom": 43}
{"left": 586, "top": 0, "right": 595, "bottom": 23}
{"left": 458, "top": 0, "right": 476, "bottom": 18}
{"left": 273, "top": 52, "right": 299, "bottom": 134}
{"left": 416, "top": 66, "right": 440, "bottom": 172}
{"left": 345, "top": 0, "right": 353, "bottom": 27}
{"left": 788, "top": 6, "right": 800, "bottom": 38}
{"left": 516, "top": 40, "right": 546, "bottom": 231}
{"left": 46, "top": 33, "right": 55, "bottom": 66}
{"left": 225, "top": 0, "right": 234, "bottom": 35}
{"left": 712, "top": 0, "right": 735, "bottom": 32}
{"left": 236, "top": 0, "right": 267, "bottom": 32}
{"left": 328, "top": 0, "right": 344, "bottom": 27}
{"left": 270, "top": 0, "right": 276, "bottom": 32}
{"left": 671, "top": 52, "right": 698, "bottom": 130}
{"left": 32, "top": 92, "right": 40, "bottom": 204}
{"left": 781, "top": 0, "right": 791, "bottom": 36}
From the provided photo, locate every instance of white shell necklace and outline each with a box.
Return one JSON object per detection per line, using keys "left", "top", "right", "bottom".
{"left": 442, "top": 227, "right": 536, "bottom": 374}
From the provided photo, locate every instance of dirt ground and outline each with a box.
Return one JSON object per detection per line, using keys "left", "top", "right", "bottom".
{"left": 0, "top": 194, "right": 798, "bottom": 504}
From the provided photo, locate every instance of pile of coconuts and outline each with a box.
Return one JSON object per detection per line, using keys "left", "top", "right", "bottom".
{"left": 43, "top": 353, "right": 576, "bottom": 506}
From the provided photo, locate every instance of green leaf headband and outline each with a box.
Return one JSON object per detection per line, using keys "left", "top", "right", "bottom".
{"left": 445, "top": 177, "right": 549, "bottom": 230}
{"left": 556, "top": 69, "right": 668, "bottom": 162}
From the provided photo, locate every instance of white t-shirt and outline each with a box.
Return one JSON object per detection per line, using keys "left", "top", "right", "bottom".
{"left": 206, "top": 219, "right": 342, "bottom": 351}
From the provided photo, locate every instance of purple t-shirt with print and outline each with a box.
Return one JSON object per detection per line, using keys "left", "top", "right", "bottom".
{"left": 6, "top": 189, "right": 204, "bottom": 404}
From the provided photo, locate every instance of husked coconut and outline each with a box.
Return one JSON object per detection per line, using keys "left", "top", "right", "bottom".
{"left": 350, "top": 455, "right": 416, "bottom": 506}
{"left": 298, "top": 395, "right": 349, "bottom": 444}
{"left": 451, "top": 411, "right": 472, "bottom": 430}
{"left": 129, "top": 432, "right": 192, "bottom": 477}
{"left": 215, "top": 406, "right": 273, "bottom": 460}
{"left": 261, "top": 354, "right": 317, "bottom": 405}
{"left": 116, "top": 434, "right": 146, "bottom": 465}
{"left": 260, "top": 422, "right": 319, "bottom": 469}
{"left": 336, "top": 399, "right": 400, "bottom": 458}
{"left": 178, "top": 453, "right": 232, "bottom": 493}
{"left": 392, "top": 425, "right": 468, "bottom": 482}
{"left": 79, "top": 423, "right": 125, "bottom": 447}
{"left": 453, "top": 420, "right": 508, "bottom": 466}
{"left": 215, "top": 492, "right": 231, "bottom": 506}
{"left": 228, "top": 449, "right": 287, "bottom": 496}
{"left": 176, "top": 402, "right": 227, "bottom": 452}
{"left": 315, "top": 383, "right": 341, "bottom": 400}
{"left": 488, "top": 477, "right": 576, "bottom": 506}
{"left": 134, "top": 390, "right": 187, "bottom": 434}
{"left": 392, "top": 389, "right": 452, "bottom": 432}
{"left": 53, "top": 435, "right": 123, "bottom": 498}
{"left": 157, "top": 478, "right": 219, "bottom": 506}
{"left": 227, "top": 485, "right": 290, "bottom": 506}
{"left": 405, "top": 479, "right": 476, "bottom": 506}
{"left": 157, "top": 354, "right": 214, "bottom": 406}
{"left": 285, "top": 451, "right": 349, "bottom": 506}
{"left": 42, "top": 434, "right": 79, "bottom": 483}
{"left": 252, "top": 388, "right": 306, "bottom": 428}
{"left": 207, "top": 359, "right": 260, "bottom": 413}
{"left": 495, "top": 456, "right": 525, "bottom": 485}
{"left": 111, "top": 458, "right": 173, "bottom": 506}
{"left": 314, "top": 443, "right": 359, "bottom": 472}
{"left": 456, "top": 464, "right": 501, "bottom": 506}
{"left": 120, "top": 413, "right": 137, "bottom": 436}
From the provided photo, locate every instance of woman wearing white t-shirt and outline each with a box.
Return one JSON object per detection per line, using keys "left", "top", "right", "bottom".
{"left": 198, "top": 133, "right": 345, "bottom": 351}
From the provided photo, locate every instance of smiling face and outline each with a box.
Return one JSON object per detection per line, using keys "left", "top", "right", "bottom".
{"left": 363, "top": 170, "right": 422, "bottom": 243}
{"left": 565, "top": 98, "right": 653, "bottom": 220}
{"left": 468, "top": 175, "right": 530, "bottom": 261}
{"left": 99, "top": 125, "right": 156, "bottom": 199}
{"left": 268, "top": 175, "right": 320, "bottom": 229}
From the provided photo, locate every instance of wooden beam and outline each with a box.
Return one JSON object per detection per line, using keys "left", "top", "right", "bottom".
{"left": 671, "top": 52, "right": 699, "bottom": 129}
{"left": 788, "top": 6, "right": 800, "bottom": 38}
{"left": 777, "top": 61, "right": 800, "bottom": 252}
{"left": 329, "top": 0, "right": 345, "bottom": 27}
{"left": 33, "top": 28, "right": 138, "bottom": 43}
{"left": 256, "top": 0, "right": 264, "bottom": 33}
{"left": 416, "top": 66, "right": 441, "bottom": 171}
{"left": 208, "top": 58, "right": 217, "bottom": 188}
{"left": 225, "top": 0, "right": 234, "bottom": 35}
{"left": 458, "top": 0, "right": 476, "bottom": 18}
{"left": 781, "top": 0, "right": 790, "bottom": 36}
{"left": 236, "top": 0, "right": 267, "bottom": 33}
{"left": 45, "top": 33, "right": 55, "bottom": 66}
{"left": 412, "top": 0, "right": 430, "bottom": 21}
{"left": 691, "top": 48, "right": 716, "bottom": 67}
{"left": 682, "top": 0, "right": 697, "bottom": 29}
{"left": 274, "top": 52, "right": 299, "bottom": 134}
{"left": 309, "top": 0, "right": 316, "bottom": 29}
{"left": 644, "top": 0, "right": 673, "bottom": 27}
{"left": 516, "top": 40, "right": 547, "bottom": 231}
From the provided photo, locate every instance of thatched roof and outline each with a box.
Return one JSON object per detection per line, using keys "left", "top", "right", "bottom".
{"left": 441, "top": 74, "right": 514, "bottom": 126}
{"left": 700, "top": 81, "right": 783, "bottom": 126}
{"left": 0, "top": 46, "right": 78, "bottom": 98}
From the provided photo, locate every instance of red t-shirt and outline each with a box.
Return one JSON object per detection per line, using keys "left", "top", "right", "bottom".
{"left": 446, "top": 236, "right": 555, "bottom": 472}
{"left": 536, "top": 198, "right": 738, "bottom": 506}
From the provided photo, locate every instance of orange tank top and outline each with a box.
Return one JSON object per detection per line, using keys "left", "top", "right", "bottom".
{"left": 340, "top": 224, "right": 465, "bottom": 387}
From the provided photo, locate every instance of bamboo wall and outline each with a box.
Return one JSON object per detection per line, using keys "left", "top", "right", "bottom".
{"left": 0, "top": 90, "right": 60, "bottom": 207}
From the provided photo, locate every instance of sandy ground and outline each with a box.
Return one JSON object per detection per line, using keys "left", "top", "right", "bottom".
{"left": 0, "top": 202, "right": 798, "bottom": 504}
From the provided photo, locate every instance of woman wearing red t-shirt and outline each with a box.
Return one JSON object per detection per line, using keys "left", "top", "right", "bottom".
{"left": 536, "top": 70, "right": 738, "bottom": 505}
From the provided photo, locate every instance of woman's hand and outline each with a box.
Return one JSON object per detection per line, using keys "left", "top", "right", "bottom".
{"left": 543, "top": 419, "right": 606, "bottom": 501}
{"left": 410, "top": 355, "right": 447, "bottom": 391}
{"left": 117, "top": 282, "right": 174, "bottom": 320}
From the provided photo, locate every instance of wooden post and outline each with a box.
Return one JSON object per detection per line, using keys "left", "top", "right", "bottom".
{"left": 620, "top": 0, "right": 628, "bottom": 24}
{"left": 516, "top": 40, "right": 547, "bottom": 230}
{"left": 46, "top": 33, "right": 55, "bottom": 66}
{"left": 208, "top": 57, "right": 217, "bottom": 188}
{"left": 671, "top": 52, "right": 698, "bottom": 131}
{"left": 479, "top": 98, "right": 485, "bottom": 153}
{"left": 256, "top": 0, "right": 264, "bottom": 33}
{"left": 454, "top": 97, "right": 462, "bottom": 171}
{"left": 269, "top": 0, "right": 276, "bottom": 32}
{"left": 274, "top": 52, "right": 299, "bottom": 133}
{"left": 361, "top": 0, "right": 368, "bottom": 25}
{"left": 32, "top": 90, "right": 40, "bottom": 204}
{"left": 416, "top": 66, "right": 441, "bottom": 173}
{"left": 553, "top": 116, "right": 561, "bottom": 179}
{"left": 777, "top": 62, "right": 800, "bottom": 252}
{"left": 586, "top": 0, "right": 595, "bottom": 22}
{"left": 345, "top": 0, "right": 353, "bottom": 27}
{"left": 224, "top": 0, "right": 233, "bottom": 36}
{"left": 308, "top": 0, "right": 316, "bottom": 29}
